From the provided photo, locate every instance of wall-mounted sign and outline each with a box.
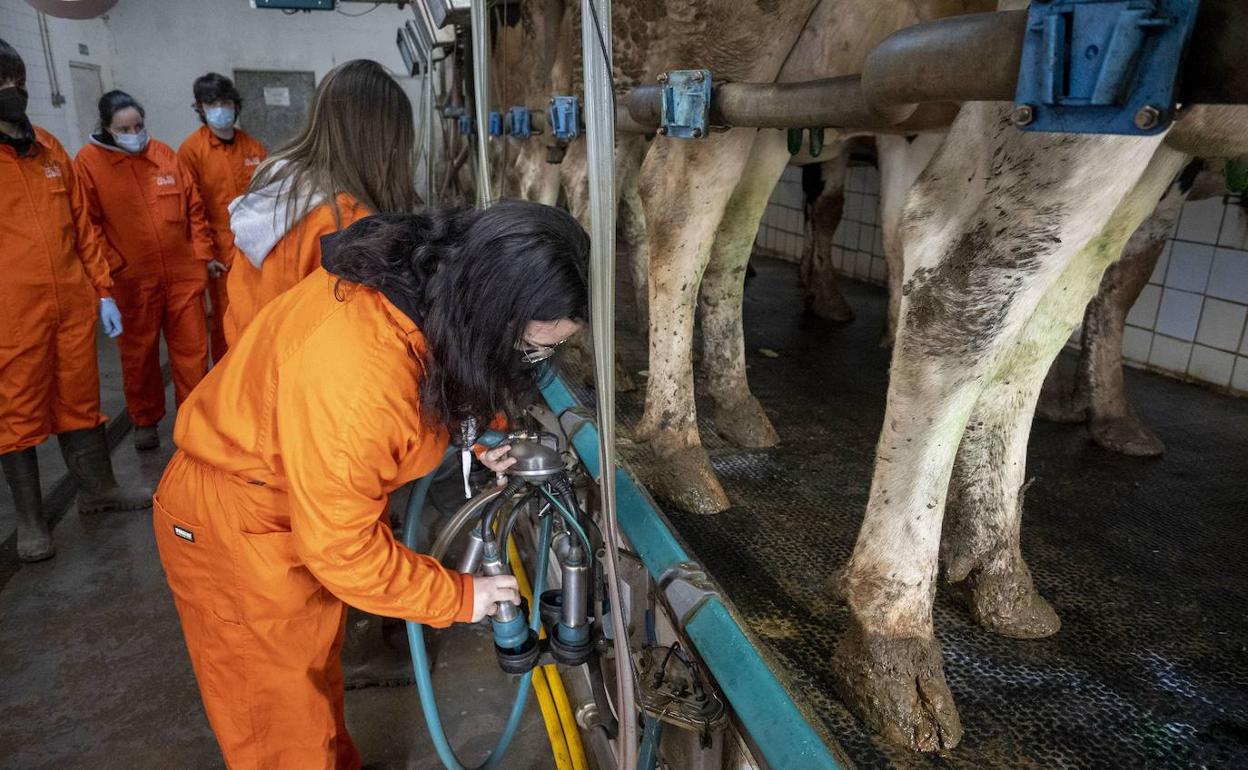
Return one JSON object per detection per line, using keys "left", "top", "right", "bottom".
{"left": 263, "top": 87, "right": 291, "bottom": 107}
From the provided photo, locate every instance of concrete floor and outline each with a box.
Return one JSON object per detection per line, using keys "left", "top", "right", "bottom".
{"left": 0, "top": 340, "right": 553, "bottom": 769}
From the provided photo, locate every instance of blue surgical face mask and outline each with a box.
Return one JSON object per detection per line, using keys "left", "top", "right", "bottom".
{"left": 112, "top": 129, "right": 149, "bottom": 153}
{"left": 204, "top": 106, "right": 235, "bottom": 130}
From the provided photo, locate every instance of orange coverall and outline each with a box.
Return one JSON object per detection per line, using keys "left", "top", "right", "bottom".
{"left": 76, "top": 139, "right": 215, "bottom": 427}
{"left": 154, "top": 266, "right": 473, "bottom": 768}
{"left": 0, "top": 127, "right": 112, "bottom": 454}
{"left": 223, "top": 194, "right": 365, "bottom": 345}
{"left": 178, "top": 125, "right": 266, "bottom": 363}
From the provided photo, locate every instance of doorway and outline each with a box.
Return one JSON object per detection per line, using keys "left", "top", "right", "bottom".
{"left": 68, "top": 62, "right": 103, "bottom": 152}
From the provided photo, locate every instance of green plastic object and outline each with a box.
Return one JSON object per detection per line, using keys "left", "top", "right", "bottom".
{"left": 787, "top": 128, "right": 803, "bottom": 156}
{"left": 809, "top": 127, "right": 825, "bottom": 158}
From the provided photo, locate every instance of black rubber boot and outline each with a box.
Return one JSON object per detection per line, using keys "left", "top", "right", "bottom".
{"left": 133, "top": 425, "right": 160, "bottom": 451}
{"left": 1, "top": 448, "right": 54, "bottom": 563}
{"left": 57, "top": 425, "right": 152, "bottom": 514}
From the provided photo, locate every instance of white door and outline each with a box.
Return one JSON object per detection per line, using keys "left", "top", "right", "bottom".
{"left": 68, "top": 62, "right": 104, "bottom": 153}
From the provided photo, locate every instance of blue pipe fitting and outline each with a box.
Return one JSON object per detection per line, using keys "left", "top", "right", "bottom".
{"left": 548, "top": 96, "right": 580, "bottom": 141}
{"left": 488, "top": 111, "right": 504, "bottom": 137}
{"left": 507, "top": 106, "right": 532, "bottom": 139}
{"left": 457, "top": 114, "right": 475, "bottom": 135}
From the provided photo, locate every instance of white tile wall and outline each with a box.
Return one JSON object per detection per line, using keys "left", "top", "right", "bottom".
{"left": 755, "top": 160, "right": 1248, "bottom": 396}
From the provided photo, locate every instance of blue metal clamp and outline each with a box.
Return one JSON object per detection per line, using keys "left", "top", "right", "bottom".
{"left": 457, "top": 113, "right": 475, "bottom": 136}
{"left": 548, "top": 96, "right": 580, "bottom": 141}
{"left": 1014, "top": 0, "right": 1202, "bottom": 135}
{"left": 507, "top": 106, "right": 532, "bottom": 139}
{"left": 489, "top": 111, "right": 504, "bottom": 137}
{"left": 659, "top": 69, "right": 712, "bottom": 140}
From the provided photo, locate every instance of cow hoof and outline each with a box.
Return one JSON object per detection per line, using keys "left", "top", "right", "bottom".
{"left": 1035, "top": 387, "right": 1088, "bottom": 424}
{"left": 805, "top": 293, "right": 855, "bottom": 324}
{"left": 948, "top": 563, "right": 1061, "bottom": 640}
{"left": 831, "top": 623, "right": 963, "bottom": 752}
{"left": 644, "top": 443, "right": 730, "bottom": 515}
{"left": 1089, "top": 413, "right": 1165, "bottom": 457}
{"left": 711, "top": 395, "right": 779, "bottom": 449}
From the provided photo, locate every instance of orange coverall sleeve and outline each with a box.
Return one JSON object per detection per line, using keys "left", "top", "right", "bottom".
{"left": 275, "top": 353, "right": 475, "bottom": 627}
{"left": 180, "top": 157, "right": 215, "bottom": 263}
{"left": 75, "top": 162, "right": 127, "bottom": 273}
{"left": 63, "top": 152, "right": 113, "bottom": 298}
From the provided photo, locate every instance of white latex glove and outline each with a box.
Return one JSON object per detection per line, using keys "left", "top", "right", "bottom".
{"left": 99, "top": 297, "right": 123, "bottom": 338}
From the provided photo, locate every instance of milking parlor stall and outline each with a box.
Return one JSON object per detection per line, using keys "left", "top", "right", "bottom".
{"left": 4, "top": 0, "right": 1248, "bottom": 768}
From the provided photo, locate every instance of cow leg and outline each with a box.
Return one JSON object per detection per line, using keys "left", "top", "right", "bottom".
{"left": 944, "top": 149, "right": 1186, "bottom": 640}
{"left": 799, "top": 150, "right": 855, "bottom": 322}
{"left": 1037, "top": 178, "right": 1182, "bottom": 436}
{"left": 876, "top": 133, "right": 943, "bottom": 348}
{"left": 635, "top": 130, "right": 760, "bottom": 514}
{"left": 617, "top": 135, "right": 651, "bottom": 332}
{"left": 832, "top": 102, "right": 1177, "bottom": 751}
{"left": 1083, "top": 185, "right": 1185, "bottom": 456}
{"left": 699, "top": 131, "right": 788, "bottom": 449}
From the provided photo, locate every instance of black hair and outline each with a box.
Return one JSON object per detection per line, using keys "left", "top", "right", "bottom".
{"left": 0, "top": 38, "right": 24, "bottom": 86}
{"left": 192, "top": 72, "right": 242, "bottom": 121}
{"left": 94, "top": 90, "right": 144, "bottom": 146}
{"left": 323, "top": 200, "right": 590, "bottom": 431}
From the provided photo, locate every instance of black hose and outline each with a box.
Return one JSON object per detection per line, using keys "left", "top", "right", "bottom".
{"left": 481, "top": 478, "right": 525, "bottom": 543}
{"left": 498, "top": 489, "right": 539, "bottom": 565}
{"left": 587, "top": 648, "right": 620, "bottom": 739}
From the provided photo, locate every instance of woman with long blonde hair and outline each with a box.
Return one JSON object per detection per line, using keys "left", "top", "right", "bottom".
{"left": 223, "top": 59, "right": 420, "bottom": 344}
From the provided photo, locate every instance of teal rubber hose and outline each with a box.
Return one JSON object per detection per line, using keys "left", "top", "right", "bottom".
{"left": 403, "top": 448, "right": 551, "bottom": 770}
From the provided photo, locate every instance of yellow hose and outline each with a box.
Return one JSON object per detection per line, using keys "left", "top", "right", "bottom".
{"left": 507, "top": 536, "right": 589, "bottom": 770}
{"left": 544, "top": 662, "right": 589, "bottom": 770}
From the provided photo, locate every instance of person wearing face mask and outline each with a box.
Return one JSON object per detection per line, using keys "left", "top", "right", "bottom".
{"left": 75, "top": 90, "right": 217, "bottom": 452}
{"left": 0, "top": 40, "right": 151, "bottom": 562}
{"left": 178, "top": 73, "right": 267, "bottom": 364}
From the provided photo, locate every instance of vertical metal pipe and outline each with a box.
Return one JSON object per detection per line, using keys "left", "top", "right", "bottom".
{"left": 413, "top": 41, "right": 435, "bottom": 207}
{"left": 426, "top": 70, "right": 435, "bottom": 205}
{"left": 470, "top": 0, "right": 493, "bottom": 207}
{"left": 579, "top": 1, "right": 637, "bottom": 768}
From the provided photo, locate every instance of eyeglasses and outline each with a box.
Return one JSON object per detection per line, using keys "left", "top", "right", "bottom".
{"left": 517, "top": 337, "right": 568, "bottom": 364}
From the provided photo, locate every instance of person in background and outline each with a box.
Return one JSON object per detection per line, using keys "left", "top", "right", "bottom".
{"left": 224, "top": 58, "right": 421, "bottom": 344}
{"left": 0, "top": 40, "right": 150, "bottom": 562}
{"left": 178, "top": 72, "right": 266, "bottom": 365}
{"left": 154, "top": 201, "right": 587, "bottom": 768}
{"left": 75, "top": 91, "right": 218, "bottom": 452}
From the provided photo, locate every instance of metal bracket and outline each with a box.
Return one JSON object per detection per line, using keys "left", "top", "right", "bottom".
{"left": 548, "top": 96, "right": 581, "bottom": 141}
{"left": 507, "top": 106, "right": 532, "bottom": 139}
{"left": 488, "top": 111, "right": 504, "bottom": 137}
{"left": 658, "top": 69, "right": 712, "bottom": 139}
{"left": 658, "top": 562, "right": 721, "bottom": 628}
{"left": 1014, "top": 0, "right": 1202, "bottom": 135}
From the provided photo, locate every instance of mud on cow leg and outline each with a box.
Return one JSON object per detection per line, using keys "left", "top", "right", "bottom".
{"left": 635, "top": 131, "right": 762, "bottom": 514}
{"left": 700, "top": 131, "right": 789, "bottom": 449}
{"left": 832, "top": 619, "right": 963, "bottom": 752}
{"left": 942, "top": 358, "right": 1064, "bottom": 640}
